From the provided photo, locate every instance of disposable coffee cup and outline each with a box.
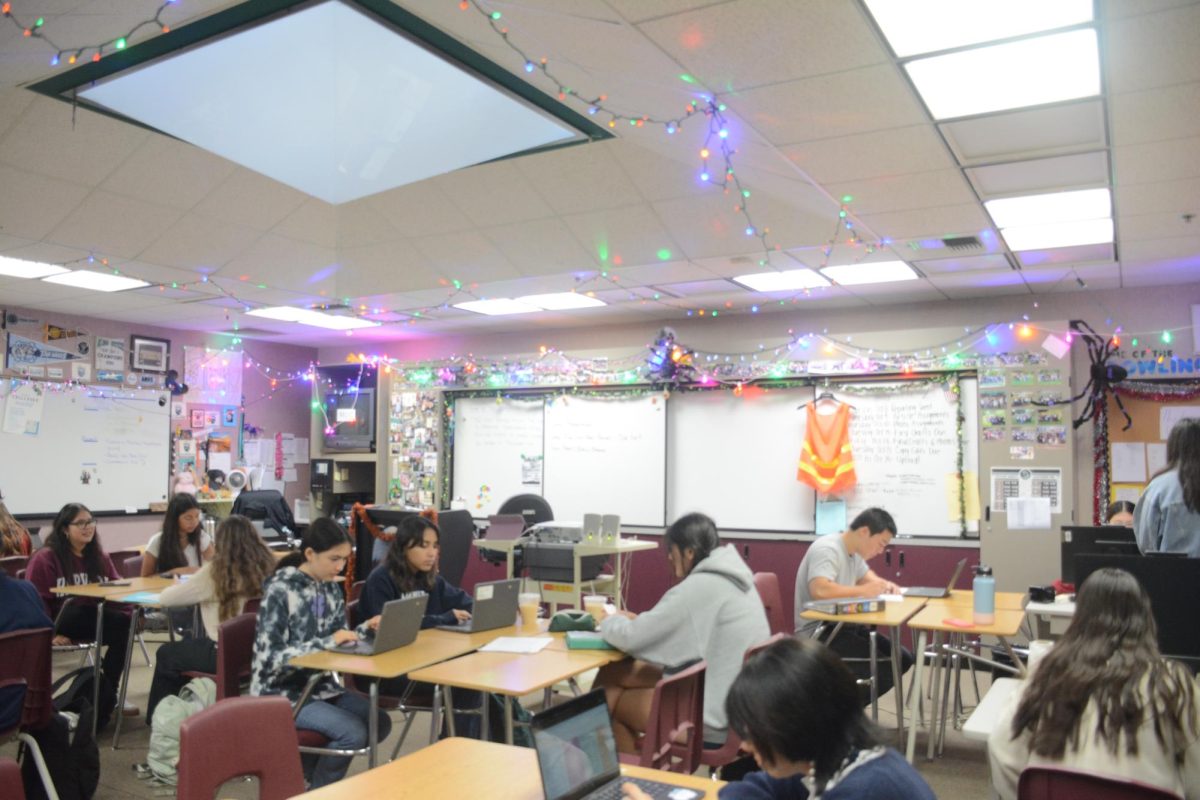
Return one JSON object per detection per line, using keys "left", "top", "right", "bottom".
{"left": 583, "top": 595, "right": 608, "bottom": 621}
{"left": 518, "top": 593, "right": 541, "bottom": 628}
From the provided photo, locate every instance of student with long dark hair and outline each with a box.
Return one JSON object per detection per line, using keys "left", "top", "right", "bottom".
{"left": 0, "top": 493, "right": 32, "bottom": 557}
{"left": 597, "top": 512, "right": 769, "bottom": 754}
{"left": 25, "top": 503, "right": 134, "bottom": 705}
{"left": 1135, "top": 417, "right": 1200, "bottom": 557}
{"left": 621, "top": 637, "right": 933, "bottom": 799}
{"left": 141, "top": 493, "right": 212, "bottom": 576}
{"left": 251, "top": 518, "right": 390, "bottom": 788}
{"left": 989, "top": 568, "right": 1200, "bottom": 798}
{"left": 1104, "top": 500, "right": 1135, "bottom": 527}
{"left": 359, "top": 515, "right": 472, "bottom": 630}
{"left": 146, "top": 515, "right": 275, "bottom": 719}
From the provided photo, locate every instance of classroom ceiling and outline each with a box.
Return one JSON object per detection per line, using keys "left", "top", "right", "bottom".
{"left": 0, "top": 0, "right": 1197, "bottom": 346}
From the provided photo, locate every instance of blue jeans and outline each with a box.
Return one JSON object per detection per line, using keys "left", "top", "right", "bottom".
{"left": 294, "top": 692, "right": 392, "bottom": 788}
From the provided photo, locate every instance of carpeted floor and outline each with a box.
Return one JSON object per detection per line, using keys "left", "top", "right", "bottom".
{"left": 4, "top": 641, "right": 995, "bottom": 798}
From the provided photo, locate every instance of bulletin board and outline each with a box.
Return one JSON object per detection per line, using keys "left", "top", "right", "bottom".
{"left": 1106, "top": 385, "right": 1200, "bottom": 503}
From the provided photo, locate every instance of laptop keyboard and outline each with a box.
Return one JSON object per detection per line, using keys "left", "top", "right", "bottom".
{"left": 586, "top": 777, "right": 697, "bottom": 800}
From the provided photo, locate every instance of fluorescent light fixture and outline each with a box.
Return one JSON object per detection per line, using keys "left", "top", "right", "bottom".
{"left": 247, "top": 306, "right": 378, "bottom": 329}
{"left": 905, "top": 29, "right": 1100, "bottom": 119}
{"left": 454, "top": 298, "right": 540, "bottom": 316}
{"left": 984, "top": 188, "right": 1110, "bottom": 228}
{"left": 865, "top": 0, "right": 1093, "bottom": 58}
{"left": 0, "top": 256, "right": 69, "bottom": 279}
{"left": 1001, "top": 218, "right": 1113, "bottom": 251}
{"left": 517, "top": 292, "right": 606, "bottom": 310}
{"left": 41, "top": 270, "right": 150, "bottom": 292}
{"left": 74, "top": 1, "right": 582, "bottom": 204}
{"left": 820, "top": 262, "right": 919, "bottom": 285}
{"left": 732, "top": 269, "right": 830, "bottom": 292}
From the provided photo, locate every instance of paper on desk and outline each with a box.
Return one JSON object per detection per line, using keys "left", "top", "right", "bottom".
{"left": 119, "top": 592, "right": 161, "bottom": 604}
{"left": 1110, "top": 442, "right": 1146, "bottom": 483}
{"left": 479, "top": 637, "right": 552, "bottom": 654}
{"left": 1008, "top": 497, "right": 1051, "bottom": 530}
{"left": 879, "top": 593, "right": 904, "bottom": 603}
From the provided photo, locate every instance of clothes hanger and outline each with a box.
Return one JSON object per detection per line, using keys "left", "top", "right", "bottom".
{"left": 800, "top": 381, "right": 854, "bottom": 409}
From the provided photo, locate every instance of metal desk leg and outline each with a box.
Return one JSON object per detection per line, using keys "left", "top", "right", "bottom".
{"left": 443, "top": 686, "right": 456, "bottom": 738}
{"left": 92, "top": 600, "right": 105, "bottom": 737}
{"left": 481, "top": 689, "right": 490, "bottom": 741}
{"left": 890, "top": 625, "right": 904, "bottom": 739}
{"left": 905, "top": 630, "right": 927, "bottom": 762}
{"left": 936, "top": 639, "right": 955, "bottom": 758}
{"left": 368, "top": 679, "right": 379, "bottom": 768}
{"left": 111, "top": 606, "right": 142, "bottom": 749}
{"left": 869, "top": 629, "right": 879, "bottom": 722}
{"left": 926, "top": 632, "right": 944, "bottom": 761}
{"left": 614, "top": 550, "right": 624, "bottom": 611}
{"left": 504, "top": 696, "right": 514, "bottom": 745}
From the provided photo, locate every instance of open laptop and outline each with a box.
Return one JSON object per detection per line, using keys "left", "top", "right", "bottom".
{"left": 532, "top": 689, "right": 700, "bottom": 800}
{"left": 436, "top": 578, "right": 520, "bottom": 634}
{"left": 902, "top": 558, "right": 968, "bottom": 598}
{"left": 323, "top": 595, "right": 425, "bottom": 656}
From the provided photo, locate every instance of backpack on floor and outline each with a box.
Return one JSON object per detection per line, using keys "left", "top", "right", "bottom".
{"left": 20, "top": 702, "right": 100, "bottom": 800}
{"left": 146, "top": 677, "right": 217, "bottom": 786}
{"left": 53, "top": 666, "right": 116, "bottom": 732}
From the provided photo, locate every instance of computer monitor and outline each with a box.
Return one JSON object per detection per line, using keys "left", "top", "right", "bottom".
{"left": 363, "top": 506, "right": 421, "bottom": 532}
{"left": 1060, "top": 525, "right": 1137, "bottom": 584}
{"left": 1074, "top": 553, "right": 1200, "bottom": 666}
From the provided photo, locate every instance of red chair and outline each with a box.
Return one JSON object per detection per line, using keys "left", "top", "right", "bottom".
{"left": 1018, "top": 767, "right": 1181, "bottom": 800}
{"left": 176, "top": 696, "right": 306, "bottom": 800}
{"left": 0, "top": 628, "right": 57, "bottom": 800}
{"left": 619, "top": 660, "right": 706, "bottom": 775}
{"left": 0, "top": 556, "right": 28, "bottom": 578}
{"left": 107, "top": 549, "right": 142, "bottom": 579}
{"left": 752, "top": 572, "right": 789, "bottom": 636}
{"left": 746, "top": 633, "right": 792, "bottom": 661}
{"left": 0, "top": 756, "right": 25, "bottom": 800}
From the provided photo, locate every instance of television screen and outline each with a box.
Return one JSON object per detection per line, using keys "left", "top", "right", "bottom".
{"left": 323, "top": 387, "right": 375, "bottom": 451}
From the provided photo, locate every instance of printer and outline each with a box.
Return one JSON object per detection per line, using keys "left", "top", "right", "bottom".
{"left": 522, "top": 521, "right": 609, "bottom": 582}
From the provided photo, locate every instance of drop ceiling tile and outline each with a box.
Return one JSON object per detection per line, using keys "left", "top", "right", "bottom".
{"left": 515, "top": 142, "right": 647, "bottom": 215}
{"left": 914, "top": 254, "right": 1013, "bottom": 275}
{"left": 849, "top": 281, "right": 947, "bottom": 303}
{"left": 651, "top": 192, "right": 768, "bottom": 260}
{"left": 335, "top": 200, "right": 404, "bottom": 249}
{"left": 271, "top": 199, "right": 337, "bottom": 249}
{"left": 651, "top": 278, "right": 737, "bottom": 297}
{"left": 0, "top": 87, "right": 35, "bottom": 141}
{"left": 605, "top": 139, "right": 699, "bottom": 203}
{"left": 47, "top": 190, "right": 183, "bottom": 259}
{"left": 856, "top": 204, "right": 993, "bottom": 241}
{"left": 0, "top": 163, "right": 90, "bottom": 240}
{"left": 435, "top": 160, "right": 556, "bottom": 227}
{"left": 0, "top": 98, "right": 148, "bottom": 187}
{"left": 939, "top": 100, "right": 1107, "bottom": 166}
{"left": 1113, "top": 136, "right": 1200, "bottom": 184}
{"left": 966, "top": 151, "right": 1110, "bottom": 199}
{"left": 638, "top": 0, "right": 887, "bottom": 91}
{"left": 607, "top": 0, "right": 736, "bottom": 23}
{"left": 190, "top": 169, "right": 309, "bottom": 231}
{"left": 482, "top": 218, "right": 601, "bottom": 277}
{"left": 1119, "top": 235, "right": 1200, "bottom": 262}
{"left": 613, "top": 258, "right": 716, "bottom": 285}
{"left": 1118, "top": 213, "right": 1199, "bottom": 242}
{"left": 1105, "top": 4, "right": 1200, "bottom": 94}
{"left": 925, "top": 269, "right": 1033, "bottom": 298}
{"left": 1037, "top": 262, "right": 1119, "bottom": 291}
{"left": 367, "top": 182, "right": 479, "bottom": 239}
{"left": 1121, "top": 256, "right": 1200, "bottom": 287}
{"left": 335, "top": 241, "right": 443, "bottom": 296}
{"left": 561, "top": 204, "right": 683, "bottom": 268}
{"left": 1016, "top": 243, "right": 1115, "bottom": 268}
{"left": 139, "top": 214, "right": 264, "bottom": 271}
{"left": 735, "top": 65, "right": 929, "bottom": 145}
{"left": 780, "top": 125, "right": 954, "bottom": 184}
{"left": 1110, "top": 83, "right": 1200, "bottom": 146}
{"left": 410, "top": 231, "right": 522, "bottom": 286}
{"left": 1116, "top": 177, "right": 1200, "bottom": 216}
{"left": 828, "top": 170, "right": 976, "bottom": 216}
{"left": 99, "top": 135, "right": 238, "bottom": 210}
{"left": 1099, "top": 0, "right": 1197, "bottom": 19}
{"left": 218, "top": 234, "right": 335, "bottom": 289}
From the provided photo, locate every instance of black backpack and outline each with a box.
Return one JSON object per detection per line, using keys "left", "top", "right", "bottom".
{"left": 19, "top": 668, "right": 103, "bottom": 800}
{"left": 53, "top": 667, "right": 115, "bottom": 732}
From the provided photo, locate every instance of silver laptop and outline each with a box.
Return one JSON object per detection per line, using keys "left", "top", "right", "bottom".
{"left": 324, "top": 595, "right": 424, "bottom": 656}
{"left": 903, "top": 558, "right": 968, "bottom": 598}
{"left": 532, "top": 689, "right": 700, "bottom": 800}
{"left": 435, "top": 578, "right": 520, "bottom": 634}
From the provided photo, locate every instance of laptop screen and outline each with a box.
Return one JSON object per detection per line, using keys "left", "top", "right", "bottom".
{"left": 533, "top": 692, "right": 620, "bottom": 800}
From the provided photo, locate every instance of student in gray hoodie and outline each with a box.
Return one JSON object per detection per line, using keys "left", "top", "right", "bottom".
{"left": 597, "top": 512, "right": 769, "bottom": 753}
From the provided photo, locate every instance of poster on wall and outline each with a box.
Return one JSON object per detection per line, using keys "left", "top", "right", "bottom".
{"left": 1, "top": 382, "right": 45, "bottom": 435}
{"left": 183, "top": 346, "right": 243, "bottom": 405}
{"left": 43, "top": 324, "right": 90, "bottom": 362}
{"left": 94, "top": 337, "right": 126, "bottom": 371}
{"left": 4, "top": 332, "right": 84, "bottom": 370}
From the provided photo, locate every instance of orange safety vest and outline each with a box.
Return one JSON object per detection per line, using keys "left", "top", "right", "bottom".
{"left": 797, "top": 402, "right": 856, "bottom": 494}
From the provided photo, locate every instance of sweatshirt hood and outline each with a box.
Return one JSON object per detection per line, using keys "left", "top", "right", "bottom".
{"left": 692, "top": 544, "right": 754, "bottom": 591}
{"left": 267, "top": 565, "right": 317, "bottom": 591}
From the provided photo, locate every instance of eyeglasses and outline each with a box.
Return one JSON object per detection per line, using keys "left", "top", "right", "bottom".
{"left": 69, "top": 520, "right": 97, "bottom": 528}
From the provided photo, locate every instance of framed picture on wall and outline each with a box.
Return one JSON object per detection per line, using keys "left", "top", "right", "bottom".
{"left": 190, "top": 409, "right": 205, "bottom": 429}
{"left": 221, "top": 406, "right": 238, "bottom": 427}
{"left": 130, "top": 334, "right": 170, "bottom": 372}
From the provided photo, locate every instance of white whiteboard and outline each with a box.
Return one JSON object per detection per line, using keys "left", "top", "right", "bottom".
{"left": 0, "top": 383, "right": 171, "bottom": 517}
{"left": 543, "top": 394, "right": 667, "bottom": 527}
{"left": 450, "top": 396, "right": 544, "bottom": 516}
{"left": 833, "top": 380, "right": 977, "bottom": 538}
{"left": 668, "top": 386, "right": 817, "bottom": 532}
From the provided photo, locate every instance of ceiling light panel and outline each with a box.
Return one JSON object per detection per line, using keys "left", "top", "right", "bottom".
{"left": 820, "top": 262, "right": 919, "bottom": 285}
{"left": 453, "top": 298, "right": 540, "bottom": 316}
{"left": 517, "top": 292, "right": 606, "bottom": 310}
{"left": 904, "top": 29, "right": 1100, "bottom": 120}
{"left": 732, "top": 269, "right": 830, "bottom": 292}
{"left": 984, "top": 188, "right": 1111, "bottom": 228}
{"left": 246, "top": 306, "right": 308, "bottom": 322}
{"left": 865, "top": 0, "right": 1093, "bottom": 58}
{"left": 1001, "top": 218, "right": 1114, "bottom": 251}
{"left": 0, "top": 256, "right": 69, "bottom": 279}
{"left": 41, "top": 271, "right": 150, "bottom": 292}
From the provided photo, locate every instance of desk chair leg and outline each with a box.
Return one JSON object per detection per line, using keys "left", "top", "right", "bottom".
{"left": 890, "top": 625, "right": 904, "bottom": 740}
{"left": 869, "top": 629, "right": 879, "bottom": 722}
{"left": 568, "top": 677, "right": 583, "bottom": 697}
{"left": 905, "top": 630, "right": 927, "bottom": 762}
{"left": 504, "top": 696, "right": 514, "bottom": 746}
{"left": 936, "top": 645, "right": 955, "bottom": 757}
{"left": 17, "top": 732, "right": 61, "bottom": 800}
{"left": 367, "top": 680, "right": 378, "bottom": 768}
{"left": 391, "top": 712, "right": 417, "bottom": 761}
{"left": 91, "top": 600, "right": 106, "bottom": 738}
{"left": 112, "top": 606, "right": 143, "bottom": 749}
{"left": 136, "top": 630, "right": 151, "bottom": 666}
{"left": 543, "top": 687, "right": 553, "bottom": 710}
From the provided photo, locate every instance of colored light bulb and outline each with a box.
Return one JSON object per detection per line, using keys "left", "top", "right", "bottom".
{"left": 115, "top": 37, "right": 126, "bottom": 50}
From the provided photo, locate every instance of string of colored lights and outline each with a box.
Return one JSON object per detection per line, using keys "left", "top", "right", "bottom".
{"left": 1, "top": 0, "right": 179, "bottom": 66}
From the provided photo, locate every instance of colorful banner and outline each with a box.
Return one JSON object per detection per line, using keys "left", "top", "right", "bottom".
{"left": 4, "top": 332, "right": 84, "bottom": 369}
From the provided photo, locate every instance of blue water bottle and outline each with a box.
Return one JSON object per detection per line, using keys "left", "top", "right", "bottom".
{"left": 973, "top": 565, "right": 995, "bottom": 625}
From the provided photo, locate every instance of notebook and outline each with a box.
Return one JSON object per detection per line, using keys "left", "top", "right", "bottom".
{"left": 435, "top": 578, "right": 520, "bottom": 634}
{"left": 532, "top": 689, "right": 700, "bottom": 800}
{"left": 903, "top": 558, "right": 968, "bottom": 598}
{"left": 323, "top": 594, "right": 424, "bottom": 656}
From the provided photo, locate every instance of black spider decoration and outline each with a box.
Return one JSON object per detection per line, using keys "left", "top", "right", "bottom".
{"left": 1059, "top": 320, "right": 1130, "bottom": 430}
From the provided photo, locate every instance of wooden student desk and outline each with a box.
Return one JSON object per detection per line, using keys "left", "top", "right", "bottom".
{"left": 289, "top": 630, "right": 481, "bottom": 767}
{"left": 942, "top": 590, "right": 1027, "bottom": 611}
{"left": 295, "top": 736, "right": 725, "bottom": 799}
{"left": 51, "top": 576, "right": 173, "bottom": 737}
{"left": 408, "top": 644, "right": 627, "bottom": 745}
{"left": 903, "top": 604, "right": 1026, "bottom": 763}
{"left": 800, "top": 595, "right": 928, "bottom": 736}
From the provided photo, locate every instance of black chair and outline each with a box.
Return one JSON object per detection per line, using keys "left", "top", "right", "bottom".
{"left": 230, "top": 490, "right": 296, "bottom": 537}
{"left": 497, "top": 494, "right": 553, "bottom": 528}
{"left": 436, "top": 510, "right": 476, "bottom": 589}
